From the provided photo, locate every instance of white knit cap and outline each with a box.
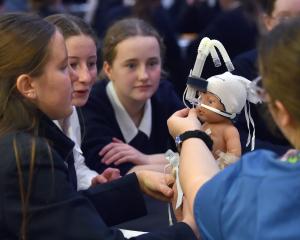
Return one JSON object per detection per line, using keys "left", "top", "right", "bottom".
{"left": 206, "top": 72, "right": 260, "bottom": 116}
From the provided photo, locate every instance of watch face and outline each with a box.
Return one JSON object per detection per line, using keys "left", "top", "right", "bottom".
{"left": 175, "top": 136, "right": 182, "bottom": 146}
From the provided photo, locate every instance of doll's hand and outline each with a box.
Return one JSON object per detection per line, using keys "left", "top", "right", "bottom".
{"left": 99, "top": 138, "right": 149, "bottom": 166}
{"left": 91, "top": 167, "right": 121, "bottom": 186}
{"left": 167, "top": 108, "right": 202, "bottom": 138}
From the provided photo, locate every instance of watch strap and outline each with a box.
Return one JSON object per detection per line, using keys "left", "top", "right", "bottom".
{"left": 176, "top": 130, "right": 213, "bottom": 152}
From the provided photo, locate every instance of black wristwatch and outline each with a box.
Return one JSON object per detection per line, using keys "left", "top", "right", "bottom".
{"left": 175, "top": 130, "right": 213, "bottom": 153}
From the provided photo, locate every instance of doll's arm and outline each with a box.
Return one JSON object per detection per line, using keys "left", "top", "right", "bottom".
{"left": 224, "top": 125, "right": 241, "bottom": 157}
{"left": 216, "top": 125, "right": 241, "bottom": 169}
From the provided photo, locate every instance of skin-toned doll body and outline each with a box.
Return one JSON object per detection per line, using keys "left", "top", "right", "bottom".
{"left": 197, "top": 91, "right": 241, "bottom": 160}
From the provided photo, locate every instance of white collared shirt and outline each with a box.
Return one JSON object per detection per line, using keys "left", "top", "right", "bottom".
{"left": 106, "top": 81, "right": 152, "bottom": 143}
{"left": 53, "top": 106, "right": 98, "bottom": 190}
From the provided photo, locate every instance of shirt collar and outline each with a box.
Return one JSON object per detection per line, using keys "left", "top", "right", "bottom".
{"left": 106, "top": 81, "right": 152, "bottom": 143}
{"left": 53, "top": 106, "right": 82, "bottom": 153}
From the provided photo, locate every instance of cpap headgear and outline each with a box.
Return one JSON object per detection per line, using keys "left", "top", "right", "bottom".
{"left": 183, "top": 37, "right": 234, "bottom": 108}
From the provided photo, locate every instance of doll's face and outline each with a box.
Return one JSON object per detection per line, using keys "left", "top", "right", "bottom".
{"left": 196, "top": 91, "right": 227, "bottom": 123}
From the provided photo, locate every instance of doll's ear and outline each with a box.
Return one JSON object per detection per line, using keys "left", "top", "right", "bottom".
{"left": 16, "top": 74, "right": 36, "bottom": 100}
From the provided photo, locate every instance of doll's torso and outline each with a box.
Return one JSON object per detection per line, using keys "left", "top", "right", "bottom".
{"left": 202, "top": 121, "right": 236, "bottom": 158}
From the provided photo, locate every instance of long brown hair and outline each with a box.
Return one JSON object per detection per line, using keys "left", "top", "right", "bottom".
{"left": 259, "top": 17, "right": 300, "bottom": 124}
{"left": 0, "top": 13, "right": 56, "bottom": 239}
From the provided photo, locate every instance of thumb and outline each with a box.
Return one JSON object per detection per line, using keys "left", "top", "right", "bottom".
{"left": 159, "top": 183, "right": 173, "bottom": 198}
{"left": 188, "top": 108, "right": 198, "bottom": 117}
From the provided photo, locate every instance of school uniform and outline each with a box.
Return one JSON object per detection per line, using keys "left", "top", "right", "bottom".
{"left": 0, "top": 112, "right": 197, "bottom": 239}
{"left": 194, "top": 149, "right": 300, "bottom": 239}
{"left": 81, "top": 79, "right": 184, "bottom": 176}
{"left": 54, "top": 107, "right": 98, "bottom": 190}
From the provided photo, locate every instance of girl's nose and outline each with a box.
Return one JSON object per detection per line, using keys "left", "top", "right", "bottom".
{"left": 69, "top": 65, "right": 79, "bottom": 83}
{"left": 138, "top": 65, "right": 149, "bottom": 81}
{"left": 79, "top": 66, "right": 92, "bottom": 83}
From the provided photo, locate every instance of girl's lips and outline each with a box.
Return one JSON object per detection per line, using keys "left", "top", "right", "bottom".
{"left": 72, "top": 90, "right": 89, "bottom": 97}
{"left": 135, "top": 85, "right": 151, "bottom": 91}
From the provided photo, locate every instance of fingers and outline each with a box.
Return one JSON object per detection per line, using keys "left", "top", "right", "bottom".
{"left": 100, "top": 144, "right": 129, "bottom": 163}
{"left": 113, "top": 156, "right": 132, "bottom": 166}
{"left": 99, "top": 140, "right": 125, "bottom": 156}
{"left": 110, "top": 171, "right": 121, "bottom": 180}
{"left": 164, "top": 174, "right": 175, "bottom": 187}
{"left": 91, "top": 175, "right": 108, "bottom": 186}
{"left": 101, "top": 168, "right": 121, "bottom": 181}
{"left": 99, "top": 143, "right": 114, "bottom": 156}
{"left": 102, "top": 151, "right": 125, "bottom": 165}
{"left": 102, "top": 167, "right": 120, "bottom": 177}
{"left": 188, "top": 108, "right": 198, "bottom": 117}
{"left": 112, "top": 137, "right": 123, "bottom": 143}
{"left": 159, "top": 184, "right": 173, "bottom": 199}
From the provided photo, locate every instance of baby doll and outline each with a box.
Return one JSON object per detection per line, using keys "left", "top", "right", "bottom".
{"left": 196, "top": 71, "right": 260, "bottom": 168}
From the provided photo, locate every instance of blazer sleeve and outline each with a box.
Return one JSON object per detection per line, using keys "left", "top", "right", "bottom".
{"left": 0, "top": 133, "right": 197, "bottom": 240}
{"left": 81, "top": 173, "right": 147, "bottom": 226}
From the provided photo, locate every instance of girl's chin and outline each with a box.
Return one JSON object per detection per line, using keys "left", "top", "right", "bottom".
{"left": 134, "top": 91, "right": 154, "bottom": 100}
{"left": 71, "top": 97, "right": 88, "bottom": 107}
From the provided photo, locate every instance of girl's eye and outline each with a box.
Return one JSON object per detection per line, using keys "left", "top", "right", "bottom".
{"left": 149, "top": 61, "right": 158, "bottom": 66}
{"left": 69, "top": 62, "right": 78, "bottom": 70}
{"left": 126, "top": 63, "right": 136, "bottom": 69}
{"left": 88, "top": 62, "right": 96, "bottom": 68}
{"left": 148, "top": 59, "right": 159, "bottom": 67}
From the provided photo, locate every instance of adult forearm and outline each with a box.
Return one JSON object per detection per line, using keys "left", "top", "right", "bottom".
{"left": 179, "top": 138, "right": 219, "bottom": 209}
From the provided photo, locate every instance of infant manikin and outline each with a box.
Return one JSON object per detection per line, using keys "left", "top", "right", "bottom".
{"left": 195, "top": 72, "right": 251, "bottom": 168}
{"left": 197, "top": 90, "right": 241, "bottom": 168}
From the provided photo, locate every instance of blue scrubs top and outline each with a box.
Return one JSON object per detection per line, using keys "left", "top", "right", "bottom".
{"left": 195, "top": 150, "right": 300, "bottom": 240}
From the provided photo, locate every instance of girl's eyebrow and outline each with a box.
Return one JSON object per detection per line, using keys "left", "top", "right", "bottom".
{"left": 123, "top": 58, "right": 137, "bottom": 61}
{"left": 68, "top": 56, "right": 79, "bottom": 59}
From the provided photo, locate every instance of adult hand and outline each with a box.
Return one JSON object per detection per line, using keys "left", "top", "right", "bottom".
{"left": 167, "top": 108, "right": 202, "bottom": 138}
{"left": 99, "top": 137, "right": 149, "bottom": 165}
{"left": 172, "top": 184, "right": 200, "bottom": 239}
{"left": 135, "top": 170, "right": 175, "bottom": 201}
{"left": 91, "top": 167, "right": 121, "bottom": 186}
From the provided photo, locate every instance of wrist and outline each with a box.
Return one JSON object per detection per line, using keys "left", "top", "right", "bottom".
{"left": 175, "top": 130, "right": 213, "bottom": 153}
